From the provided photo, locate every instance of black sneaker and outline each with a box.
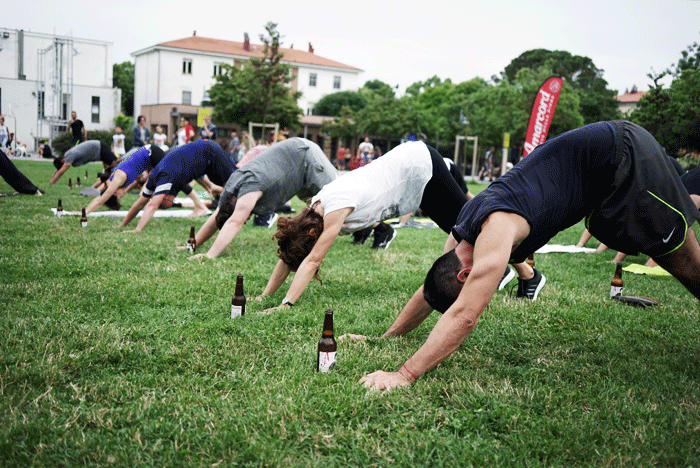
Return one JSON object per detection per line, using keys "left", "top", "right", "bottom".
{"left": 516, "top": 268, "right": 546, "bottom": 300}
{"left": 372, "top": 225, "right": 397, "bottom": 249}
{"left": 498, "top": 266, "right": 516, "bottom": 290}
{"left": 352, "top": 227, "right": 373, "bottom": 245}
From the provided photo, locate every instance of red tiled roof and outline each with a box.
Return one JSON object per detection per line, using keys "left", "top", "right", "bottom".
{"left": 615, "top": 91, "right": 647, "bottom": 103}
{"left": 149, "top": 35, "right": 361, "bottom": 72}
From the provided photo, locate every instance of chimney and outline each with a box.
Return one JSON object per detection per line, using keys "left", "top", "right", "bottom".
{"left": 244, "top": 33, "right": 250, "bottom": 51}
{"left": 308, "top": 42, "right": 314, "bottom": 54}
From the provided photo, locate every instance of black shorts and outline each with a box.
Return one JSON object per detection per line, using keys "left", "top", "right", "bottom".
{"left": 419, "top": 145, "right": 468, "bottom": 233}
{"left": 586, "top": 121, "right": 700, "bottom": 257}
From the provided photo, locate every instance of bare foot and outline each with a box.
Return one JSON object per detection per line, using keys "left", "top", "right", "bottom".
{"left": 35, "top": 190, "right": 43, "bottom": 196}
{"left": 338, "top": 333, "right": 368, "bottom": 342}
{"left": 189, "top": 207, "right": 209, "bottom": 217}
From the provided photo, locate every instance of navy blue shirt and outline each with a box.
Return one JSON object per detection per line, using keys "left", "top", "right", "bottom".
{"left": 453, "top": 121, "right": 618, "bottom": 263}
{"left": 143, "top": 140, "right": 235, "bottom": 197}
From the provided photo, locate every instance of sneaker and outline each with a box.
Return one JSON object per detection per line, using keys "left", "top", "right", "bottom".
{"left": 253, "top": 212, "right": 278, "bottom": 228}
{"left": 498, "top": 266, "right": 516, "bottom": 290}
{"left": 352, "top": 227, "right": 373, "bottom": 245}
{"left": 372, "top": 225, "right": 397, "bottom": 249}
{"left": 516, "top": 268, "right": 546, "bottom": 300}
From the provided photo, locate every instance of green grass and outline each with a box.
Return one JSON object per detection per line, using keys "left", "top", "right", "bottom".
{"left": 1, "top": 160, "right": 699, "bottom": 467}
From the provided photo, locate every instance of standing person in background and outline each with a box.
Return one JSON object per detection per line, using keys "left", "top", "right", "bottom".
{"left": 111, "top": 126, "right": 126, "bottom": 159}
{"left": 200, "top": 115, "right": 217, "bottom": 141}
{"left": 175, "top": 117, "right": 195, "bottom": 147}
{"left": 228, "top": 131, "right": 240, "bottom": 164}
{"left": 358, "top": 136, "right": 374, "bottom": 166}
{"left": 336, "top": 146, "right": 347, "bottom": 171}
{"left": 0, "top": 116, "right": 9, "bottom": 152}
{"left": 478, "top": 146, "right": 495, "bottom": 181}
{"left": 132, "top": 116, "right": 151, "bottom": 149}
{"left": 152, "top": 126, "right": 168, "bottom": 150}
{"left": 68, "top": 111, "right": 87, "bottom": 146}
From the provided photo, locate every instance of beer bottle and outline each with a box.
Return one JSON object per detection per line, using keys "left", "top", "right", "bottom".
{"left": 76, "top": 176, "right": 81, "bottom": 188}
{"left": 56, "top": 199, "right": 64, "bottom": 218}
{"left": 85, "top": 170, "right": 88, "bottom": 179}
{"left": 187, "top": 226, "right": 196, "bottom": 253}
{"left": 231, "top": 274, "right": 246, "bottom": 318}
{"left": 80, "top": 208, "right": 88, "bottom": 228}
{"left": 317, "top": 309, "right": 337, "bottom": 372}
{"left": 526, "top": 253, "right": 535, "bottom": 268}
{"left": 610, "top": 262, "right": 623, "bottom": 298}
{"left": 68, "top": 178, "right": 72, "bottom": 189}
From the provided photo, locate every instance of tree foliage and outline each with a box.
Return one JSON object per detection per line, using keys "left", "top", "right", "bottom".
{"left": 502, "top": 49, "right": 620, "bottom": 124}
{"left": 113, "top": 61, "right": 134, "bottom": 116}
{"left": 312, "top": 91, "right": 366, "bottom": 116}
{"left": 208, "top": 22, "right": 302, "bottom": 131}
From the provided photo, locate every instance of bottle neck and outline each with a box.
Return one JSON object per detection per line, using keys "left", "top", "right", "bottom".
{"left": 322, "top": 312, "right": 334, "bottom": 336}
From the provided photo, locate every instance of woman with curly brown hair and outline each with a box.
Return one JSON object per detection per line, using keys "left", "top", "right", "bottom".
{"left": 259, "top": 140, "right": 479, "bottom": 312}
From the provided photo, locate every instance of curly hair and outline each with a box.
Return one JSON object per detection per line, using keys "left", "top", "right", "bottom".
{"left": 273, "top": 208, "right": 325, "bottom": 281}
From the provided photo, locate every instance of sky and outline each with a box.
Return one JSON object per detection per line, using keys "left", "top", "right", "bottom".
{"left": 3, "top": 0, "right": 699, "bottom": 95}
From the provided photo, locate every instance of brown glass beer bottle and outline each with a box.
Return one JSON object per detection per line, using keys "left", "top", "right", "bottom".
{"left": 80, "top": 208, "right": 88, "bottom": 227}
{"left": 187, "top": 226, "right": 196, "bottom": 253}
{"left": 76, "top": 176, "right": 81, "bottom": 188}
{"left": 231, "top": 274, "right": 246, "bottom": 318}
{"left": 85, "top": 170, "right": 88, "bottom": 179}
{"left": 526, "top": 253, "right": 535, "bottom": 268}
{"left": 68, "top": 178, "right": 72, "bottom": 189}
{"left": 56, "top": 199, "right": 64, "bottom": 218}
{"left": 610, "top": 262, "right": 623, "bottom": 298}
{"left": 317, "top": 309, "right": 337, "bottom": 372}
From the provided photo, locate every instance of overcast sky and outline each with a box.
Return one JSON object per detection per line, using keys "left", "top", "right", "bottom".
{"left": 3, "top": 0, "right": 699, "bottom": 95}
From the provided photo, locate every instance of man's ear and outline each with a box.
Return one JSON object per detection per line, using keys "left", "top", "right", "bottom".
{"left": 309, "top": 228, "right": 317, "bottom": 236}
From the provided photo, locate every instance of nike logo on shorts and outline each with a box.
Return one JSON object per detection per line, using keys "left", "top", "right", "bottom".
{"left": 662, "top": 228, "right": 675, "bottom": 243}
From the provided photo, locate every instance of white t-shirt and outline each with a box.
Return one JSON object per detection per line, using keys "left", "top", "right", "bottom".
{"left": 312, "top": 141, "right": 432, "bottom": 234}
{"left": 153, "top": 132, "right": 167, "bottom": 147}
{"left": 112, "top": 134, "right": 126, "bottom": 156}
{"left": 359, "top": 141, "right": 373, "bottom": 156}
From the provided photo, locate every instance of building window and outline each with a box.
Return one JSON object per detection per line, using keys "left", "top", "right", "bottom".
{"left": 91, "top": 96, "right": 100, "bottom": 123}
{"left": 333, "top": 76, "right": 341, "bottom": 89}
{"left": 183, "top": 59, "right": 192, "bottom": 75}
{"left": 213, "top": 62, "right": 222, "bottom": 76}
{"left": 309, "top": 73, "right": 317, "bottom": 87}
{"left": 182, "top": 90, "right": 192, "bottom": 105}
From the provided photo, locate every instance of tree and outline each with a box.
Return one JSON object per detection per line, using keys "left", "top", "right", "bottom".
{"left": 208, "top": 23, "right": 302, "bottom": 131}
{"left": 502, "top": 49, "right": 620, "bottom": 124}
{"left": 312, "top": 91, "right": 366, "bottom": 116}
{"left": 669, "top": 40, "right": 700, "bottom": 77}
{"left": 113, "top": 61, "right": 134, "bottom": 116}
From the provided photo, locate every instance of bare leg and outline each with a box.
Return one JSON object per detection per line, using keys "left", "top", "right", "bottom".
{"left": 652, "top": 227, "right": 700, "bottom": 300}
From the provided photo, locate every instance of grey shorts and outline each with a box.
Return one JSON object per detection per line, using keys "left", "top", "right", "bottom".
{"left": 586, "top": 121, "right": 700, "bottom": 257}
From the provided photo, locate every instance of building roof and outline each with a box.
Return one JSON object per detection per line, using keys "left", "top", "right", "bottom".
{"left": 615, "top": 91, "right": 647, "bottom": 103}
{"left": 135, "top": 35, "right": 362, "bottom": 72}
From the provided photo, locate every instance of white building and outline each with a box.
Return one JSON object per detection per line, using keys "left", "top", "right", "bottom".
{"left": 0, "top": 28, "right": 121, "bottom": 149}
{"left": 131, "top": 33, "right": 362, "bottom": 138}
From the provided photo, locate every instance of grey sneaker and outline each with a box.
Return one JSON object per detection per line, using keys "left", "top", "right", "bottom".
{"left": 516, "top": 268, "right": 546, "bottom": 300}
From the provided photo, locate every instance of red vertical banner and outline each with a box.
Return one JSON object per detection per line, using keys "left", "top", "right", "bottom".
{"left": 522, "top": 76, "right": 563, "bottom": 157}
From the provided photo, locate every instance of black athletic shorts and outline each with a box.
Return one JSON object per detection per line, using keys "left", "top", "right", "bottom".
{"left": 419, "top": 145, "right": 469, "bottom": 233}
{"left": 586, "top": 121, "right": 700, "bottom": 257}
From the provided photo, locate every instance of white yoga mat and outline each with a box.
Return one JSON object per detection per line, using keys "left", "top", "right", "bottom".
{"left": 535, "top": 244, "right": 596, "bottom": 254}
{"left": 51, "top": 208, "right": 210, "bottom": 218}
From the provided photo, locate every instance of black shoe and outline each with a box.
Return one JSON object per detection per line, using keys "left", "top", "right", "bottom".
{"left": 372, "top": 225, "right": 397, "bottom": 249}
{"left": 516, "top": 268, "right": 546, "bottom": 300}
{"left": 352, "top": 227, "right": 373, "bottom": 245}
{"left": 498, "top": 266, "right": 516, "bottom": 290}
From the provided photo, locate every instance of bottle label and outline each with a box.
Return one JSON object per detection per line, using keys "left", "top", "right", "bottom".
{"left": 610, "top": 286, "right": 623, "bottom": 297}
{"left": 56, "top": 211, "right": 63, "bottom": 218}
{"left": 318, "top": 351, "right": 336, "bottom": 372}
{"left": 231, "top": 305, "right": 243, "bottom": 318}
{"left": 81, "top": 221, "right": 87, "bottom": 228}
{"left": 187, "top": 243, "right": 195, "bottom": 253}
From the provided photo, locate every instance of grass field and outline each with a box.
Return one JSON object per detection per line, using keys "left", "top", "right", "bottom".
{"left": 1, "top": 160, "right": 699, "bottom": 467}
